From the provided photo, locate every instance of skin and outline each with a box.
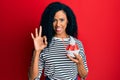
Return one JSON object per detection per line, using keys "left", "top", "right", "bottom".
{"left": 53, "top": 10, "right": 68, "bottom": 38}
{"left": 29, "top": 10, "right": 88, "bottom": 80}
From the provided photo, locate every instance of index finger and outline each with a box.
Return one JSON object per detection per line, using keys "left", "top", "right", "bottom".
{"left": 39, "top": 26, "right": 42, "bottom": 37}
{"left": 73, "top": 53, "right": 82, "bottom": 60}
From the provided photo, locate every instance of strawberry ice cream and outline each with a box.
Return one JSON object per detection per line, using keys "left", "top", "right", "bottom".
{"left": 66, "top": 37, "right": 80, "bottom": 57}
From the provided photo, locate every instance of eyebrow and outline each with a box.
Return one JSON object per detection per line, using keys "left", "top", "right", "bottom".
{"left": 54, "top": 17, "right": 65, "bottom": 20}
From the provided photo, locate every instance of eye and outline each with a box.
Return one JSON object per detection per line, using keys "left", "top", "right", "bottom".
{"left": 60, "top": 19, "right": 64, "bottom": 22}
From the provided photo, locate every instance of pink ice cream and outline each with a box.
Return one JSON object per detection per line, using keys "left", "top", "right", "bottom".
{"left": 66, "top": 37, "right": 80, "bottom": 57}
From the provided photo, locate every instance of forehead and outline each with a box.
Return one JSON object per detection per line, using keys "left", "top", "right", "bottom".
{"left": 54, "top": 10, "right": 67, "bottom": 18}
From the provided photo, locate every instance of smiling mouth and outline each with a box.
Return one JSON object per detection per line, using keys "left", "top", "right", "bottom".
{"left": 56, "top": 27, "right": 62, "bottom": 32}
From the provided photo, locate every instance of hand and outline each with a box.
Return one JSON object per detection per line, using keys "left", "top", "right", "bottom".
{"left": 67, "top": 53, "right": 83, "bottom": 65}
{"left": 31, "top": 26, "right": 47, "bottom": 53}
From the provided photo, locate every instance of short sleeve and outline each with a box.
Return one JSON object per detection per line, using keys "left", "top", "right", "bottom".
{"left": 76, "top": 39, "right": 89, "bottom": 72}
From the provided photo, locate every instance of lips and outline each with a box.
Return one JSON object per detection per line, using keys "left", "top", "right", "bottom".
{"left": 56, "top": 27, "right": 62, "bottom": 32}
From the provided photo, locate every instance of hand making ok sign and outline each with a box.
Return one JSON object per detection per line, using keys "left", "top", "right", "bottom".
{"left": 31, "top": 26, "right": 47, "bottom": 53}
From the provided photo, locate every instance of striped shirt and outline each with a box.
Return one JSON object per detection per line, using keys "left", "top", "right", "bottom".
{"left": 35, "top": 36, "right": 88, "bottom": 80}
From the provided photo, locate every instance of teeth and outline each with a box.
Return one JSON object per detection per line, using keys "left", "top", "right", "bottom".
{"left": 56, "top": 28, "right": 61, "bottom": 31}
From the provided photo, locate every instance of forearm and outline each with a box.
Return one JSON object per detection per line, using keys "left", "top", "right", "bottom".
{"left": 29, "top": 50, "right": 41, "bottom": 80}
{"left": 77, "top": 62, "right": 88, "bottom": 79}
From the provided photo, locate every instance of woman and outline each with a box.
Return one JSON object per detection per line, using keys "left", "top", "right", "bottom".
{"left": 29, "top": 2, "right": 88, "bottom": 80}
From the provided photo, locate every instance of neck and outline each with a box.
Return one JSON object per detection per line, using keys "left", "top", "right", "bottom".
{"left": 55, "top": 34, "right": 69, "bottom": 38}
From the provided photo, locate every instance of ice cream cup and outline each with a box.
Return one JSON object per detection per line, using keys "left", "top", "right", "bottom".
{"left": 66, "top": 50, "right": 80, "bottom": 57}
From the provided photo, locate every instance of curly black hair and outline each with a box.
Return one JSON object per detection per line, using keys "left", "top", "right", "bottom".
{"left": 40, "top": 2, "right": 78, "bottom": 47}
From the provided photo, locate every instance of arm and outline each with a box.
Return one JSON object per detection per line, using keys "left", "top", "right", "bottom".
{"left": 29, "top": 26, "right": 47, "bottom": 80}
{"left": 67, "top": 53, "right": 88, "bottom": 79}
{"left": 29, "top": 50, "right": 41, "bottom": 80}
{"left": 76, "top": 56, "right": 88, "bottom": 79}
{"left": 77, "top": 40, "right": 88, "bottom": 79}
{"left": 67, "top": 40, "right": 88, "bottom": 79}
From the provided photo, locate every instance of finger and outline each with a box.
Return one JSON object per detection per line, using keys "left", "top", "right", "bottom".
{"left": 67, "top": 54, "right": 78, "bottom": 63}
{"left": 39, "top": 26, "right": 42, "bottom": 37}
{"left": 74, "top": 53, "right": 83, "bottom": 62}
{"left": 35, "top": 28, "right": 38, "bottom": 37}
{"left": 73, "top": 53, "right": 80, "bottom": 59}
{"left": 43, "top": 36, "right": 48, "bottom": 45}
{"left": 31, "top": 33, "right": 34, "bottom": 39}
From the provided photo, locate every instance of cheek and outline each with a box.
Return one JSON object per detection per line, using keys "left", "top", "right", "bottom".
{"left": 63, "top": 22, "right": 68, "bottom": 29}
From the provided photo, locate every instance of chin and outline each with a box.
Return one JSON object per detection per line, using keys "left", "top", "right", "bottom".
{"left": 55, "top": 32, "right": 62, "bottom": 35}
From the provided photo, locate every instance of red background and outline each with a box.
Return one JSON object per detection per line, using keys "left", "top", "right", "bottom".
{"left": 0, "top": 0, "right": 120, "bottom": 80}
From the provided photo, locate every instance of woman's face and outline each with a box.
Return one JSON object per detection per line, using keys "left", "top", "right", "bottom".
{"left": 53, "top": 10, "right": 68, "bottom": 37}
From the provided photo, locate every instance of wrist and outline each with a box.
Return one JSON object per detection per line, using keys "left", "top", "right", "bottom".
{"left": 77, "top": 61, "right": 84, "bottom": 66}
{"left": 35, "top": 49, "right": 42, "bottom": 53}
{"left": 34, "top": 50, "right": 41, "bottom": 55}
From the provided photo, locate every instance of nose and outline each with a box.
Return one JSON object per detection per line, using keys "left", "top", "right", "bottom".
{"left": 56, "top": 21, "right": 60, "bottom": 27}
